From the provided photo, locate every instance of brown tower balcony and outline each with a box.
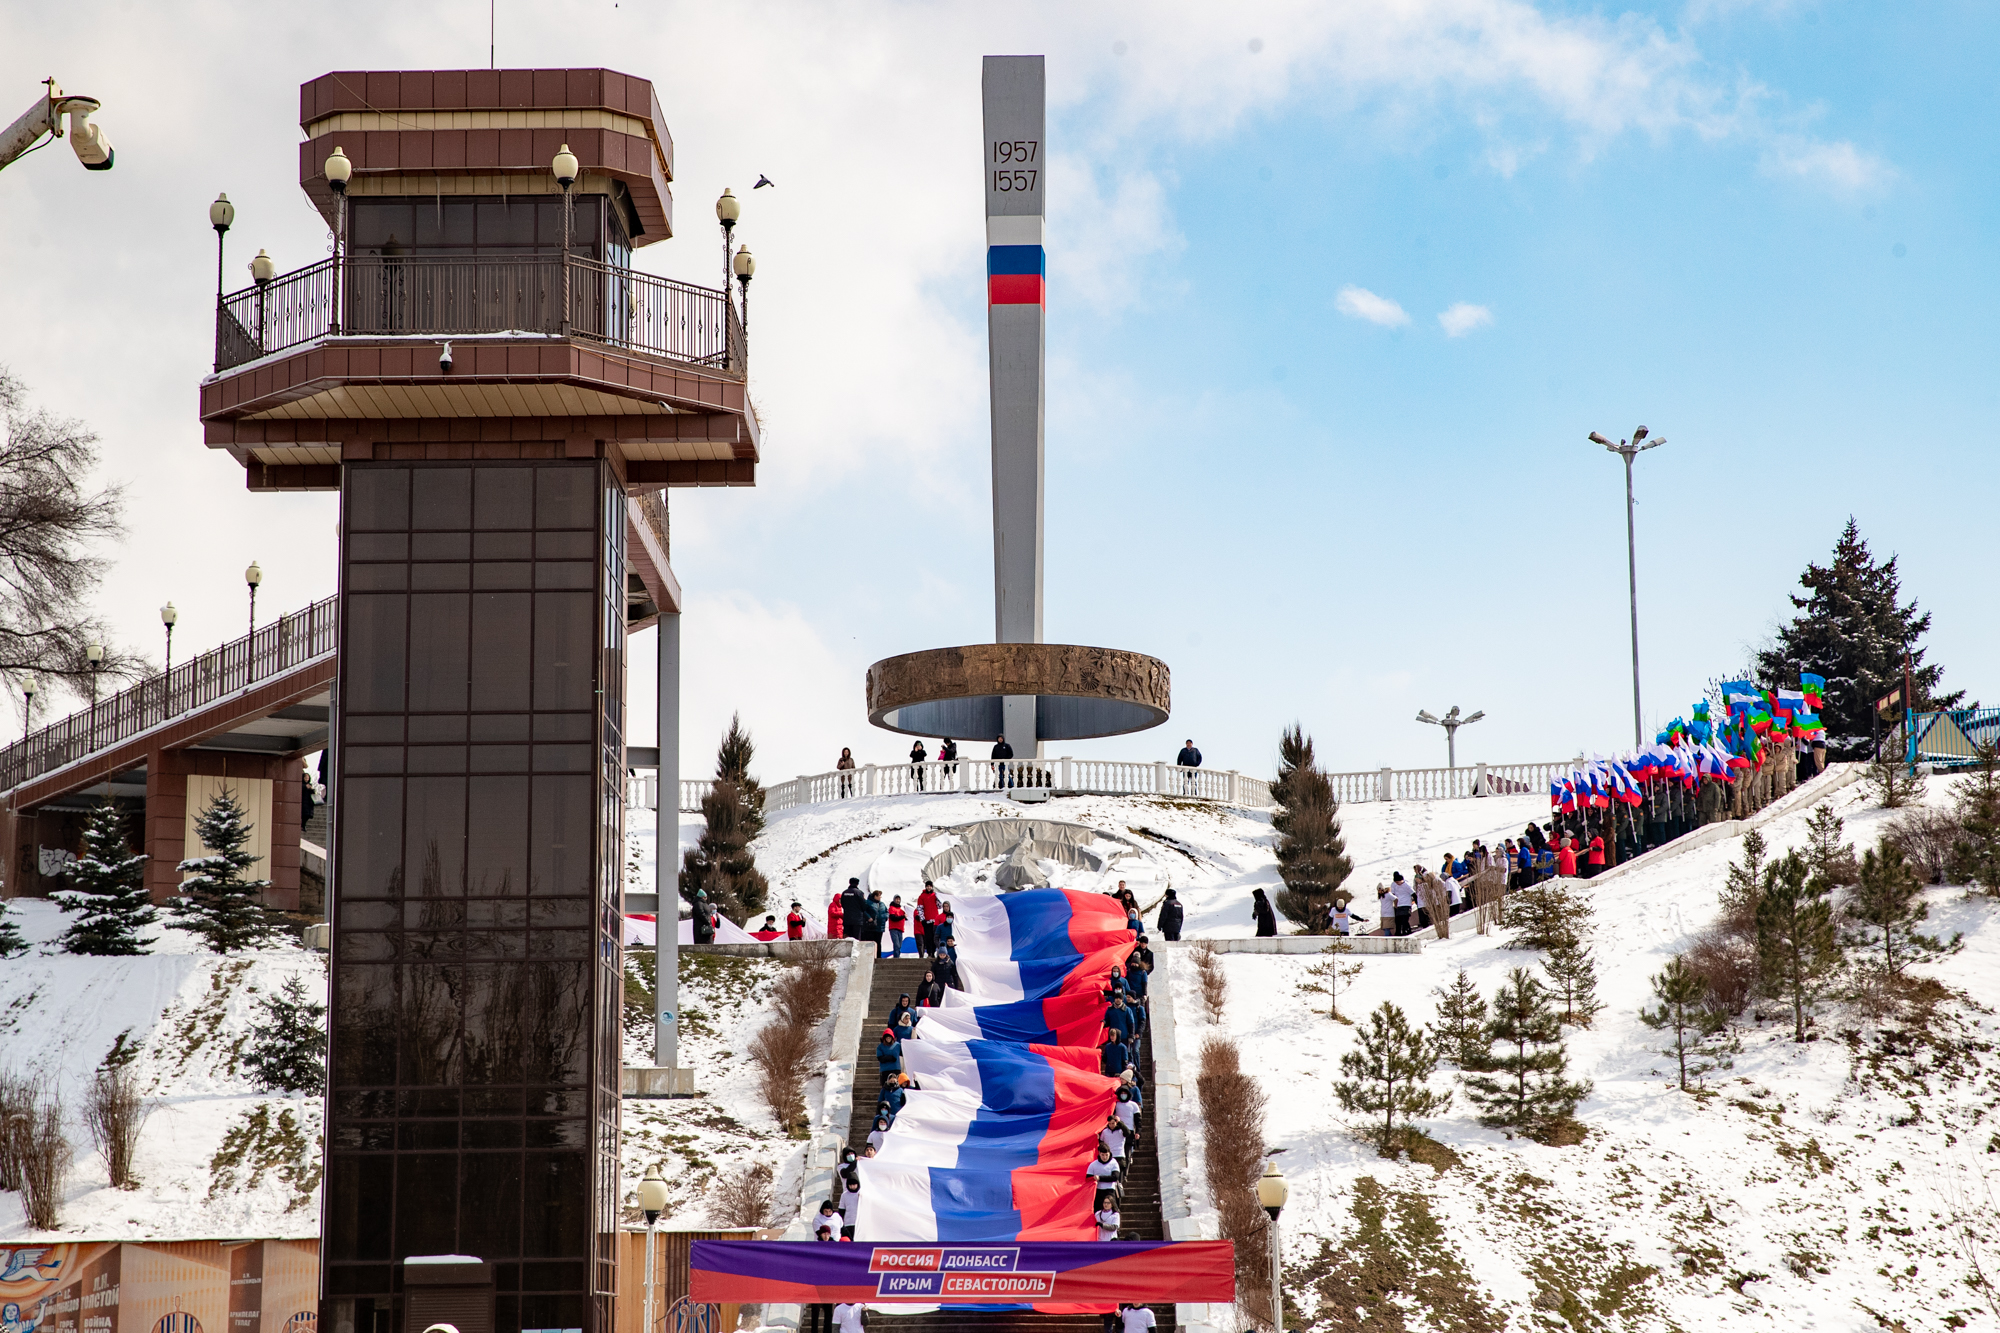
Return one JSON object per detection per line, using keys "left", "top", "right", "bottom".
{"left": 199, "top": 67, "right": 759, "bottom": 496}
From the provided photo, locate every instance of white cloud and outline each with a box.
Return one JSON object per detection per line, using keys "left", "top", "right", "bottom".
{"left": 1761, "top": 137, "right": 1893, "bottom": 192}
{"left": 1336, "top": 286, "right": 1412, "bottom": 327}
{"left": 1438, "top": 303, "right": 1496, "bottom": 337}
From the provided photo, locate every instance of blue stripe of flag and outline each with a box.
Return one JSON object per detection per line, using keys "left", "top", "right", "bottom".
{"left": 987, "top": 244, "right": 1046, "bottom": 276}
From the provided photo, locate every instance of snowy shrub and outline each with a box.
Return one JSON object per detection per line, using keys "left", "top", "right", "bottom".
{"left": 0, "top": 1070, "right": 32, "bottom": 1190}
{"left": 1755, "top": 852, "right": 1842, "bottom": 1042}
{"left": 18, "top": 1091, "right": 72, "bottom": 1230}
{"left": 1683, "top": 929, "right": 1756, "bottom": 1017}
{"left": 1640, "top": 955, "right": 1729, "bottom": 1092}
{"left": 1884, "top": 805, "right": 1962, "bottom": 885}
{"left": 0, "top": 899, "right": 26, "bottom": 958}
{"left": 1195, "top": 1035, "right": 1271, "bottom": 1325}
{"left": 710, "top": 1161, "right": 778, "bottom": 1227}
{"left": 1189, "top": 940, "right": 1228, "bottom": 1022}
{"left": 1863, "top": 758, "right": 1926, "bottom": 810}
{"left": 1462, "top": 968, "right": 1591, "bottom": 1138}
{"left": 748, "top": 952, "right": 834, "bottom": 1136}
{"left": 84, "top": 1065, "right": 151, "bottom": 1189}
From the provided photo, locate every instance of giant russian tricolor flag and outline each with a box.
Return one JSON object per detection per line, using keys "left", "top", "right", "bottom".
{"left": 911, "top": 989, "right": 1109, "bottom": 1048}
{"left": 943, "top": 889, "right": 1135, "bottom": 1003}
{"left": 856, "top": 1036, "right": 1117, "bottom": 1240}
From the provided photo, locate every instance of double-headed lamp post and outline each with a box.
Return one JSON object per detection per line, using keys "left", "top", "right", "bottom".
{"left": 1415, "top": 705, "right": 1484, "bottom": 770}
{"left": 638, "top": 1165, "right": 669, "bottom": 1333}
{"left": 1588, "top": 426, "right": 1665, "bottom": 749}
{"left": 1257, "top": 1162, "right": 1289, "bottom": 1332}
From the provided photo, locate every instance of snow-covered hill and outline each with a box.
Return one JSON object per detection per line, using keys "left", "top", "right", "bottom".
{"left": 11, "top": 767, "right": 1995, "bottom": 1333}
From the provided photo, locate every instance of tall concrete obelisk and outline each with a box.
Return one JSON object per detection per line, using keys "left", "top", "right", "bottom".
{"left": 863, "top": 60, "right": 1171, "bottom": 759}
{"left": 983, "top": 55, "right": 1047, "bottom": 756}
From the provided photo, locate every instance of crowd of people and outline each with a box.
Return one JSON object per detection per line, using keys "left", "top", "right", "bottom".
{"left": 814, "top": 879, "right": 1159, "bottom": 1245}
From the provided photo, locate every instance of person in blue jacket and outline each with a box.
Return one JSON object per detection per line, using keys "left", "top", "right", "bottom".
{"left": 1100, "top": 1034, "right": 1133, "bottom": 1078}
{"left": 875, "top": 1028, "right": 903, "bottom": 1077}
{"left": 1103, "top": 994, "right": 1139, "bottom": 1042}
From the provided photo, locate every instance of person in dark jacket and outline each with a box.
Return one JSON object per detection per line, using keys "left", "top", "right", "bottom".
{"left": 991, "top": 733, "right": 1015, "bottom": 786}
{"left": 915, "top": 969, "right": 946, "bottom": 1007}
{"left": 934, "top": 905, "right": 956, "bottom": 949}
{"left": 866, "top": 890, "right": 890, "bottom": 955}
{"left": 875, "top": 1029, "right": 903, "bottom": 1077}
{"left": 840, "top": 879, "right": 867, "bottom": 939}
{"left": 908, "top": 739, "right": 928, "bottom": 791}
{"left": 1252, "top": 888, "right": 1277, "bottom": 937}
{"left": 1174, "top": 740, "right": 1202, "bottom": 794}
{"left": 887, "top": 994, "right": 916, "bottom": 1040}
{"left": 1100, "top": 1035, "right": 1133, "bottom": 1078}
{"left": 1156, "top": 889, "right": 1183, "bottom": 941}
{"left": 690, "top": 890, "right": 716, "bottom": 944}
{"left": 1130, "top": 936, "right": 1154, "bottom": 974}
{"left": 1103, "top": 994, "right": 1139, "bottom": 1041}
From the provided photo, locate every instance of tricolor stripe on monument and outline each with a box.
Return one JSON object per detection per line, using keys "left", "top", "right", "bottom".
{"left": 988, "top": 244, "right": 1047, "bottom": 305}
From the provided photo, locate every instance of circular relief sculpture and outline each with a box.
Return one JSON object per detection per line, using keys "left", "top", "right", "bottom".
{"left": 865, "top": 643, "right": 1170, "bottom": 741}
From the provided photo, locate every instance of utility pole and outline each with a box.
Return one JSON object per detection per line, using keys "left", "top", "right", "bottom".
{"left": 1589, "top": 427, "right": 1664, "bottom": 748}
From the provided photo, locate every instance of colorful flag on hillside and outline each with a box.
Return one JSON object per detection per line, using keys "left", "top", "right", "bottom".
{"left": 1800, "top": 673, "right": 1826, "bottom": 711}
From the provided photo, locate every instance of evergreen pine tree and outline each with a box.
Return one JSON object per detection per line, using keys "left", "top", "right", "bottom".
{"left": 678, "top": 715, "right": 770, "bottom": 921}
{"left": 1862, "top": 758, "right": 1926, "bottom": 809}
{"left": 243, "top": 975, "right": 329, "bottom": 1093}
{"left": 1541, "top": 927, "right": 1606, "bottom": 1027}
{"left": 1501, "top": 877, "right": 1578, "bottom": 951}
{"left": 1799, "top": 802, "right": 1859, "bottom": 890}
{"left": 56, "top": 799, "right": 156, "bottom": 956}
{"left": 170, "top": 787, "right": 278, "bottom": 952}
{"left": 1719, "top": 829, "right": 1769, "bottom": 936}
{"left": 1270, "top": 725, "right": 1353, "bottom": 932}
{"left": 1755, "top": 851, "right": 1841, "bottom": 1041}
{"left": 1639, "top": 955, "right": 1726, "bottom": 1092}
{"left": 1462, "top": 967, "right": 1591, "bottom": 1134}
{"left": 1949, "top": 743, "right": 2000, "bottom": 893}
{"left": 1333, "top": 1001, "right": 1449, "bottom": 1149}
{"left": 1430, "top": 968, "right": 1489, "bottom": 1068}
{"left": 1297, "top": 937, "right": 1363, "bottom": 1021}
{"left": 1755, "top": 518, "right": 1963, "bottom": 759}
{"left": 0, "top": 898, "right": 26, "bottom": 959}
{"left": 1844, "top": 844, "right": 1950, "bottom": 976}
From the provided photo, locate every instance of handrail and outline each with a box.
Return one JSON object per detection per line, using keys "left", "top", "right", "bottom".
{"left": 214, "top": 254, "right": 743, "bottom": 374}
{"left": 0, "top": 597, "right": 339, "bottom": 795}
{"left": 640, "top": 757, "right": 1562, "bottom": 814}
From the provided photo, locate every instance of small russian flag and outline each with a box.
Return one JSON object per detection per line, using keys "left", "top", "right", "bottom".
{"left": 988, "top": 244, "right": 1047, "bottom": 306}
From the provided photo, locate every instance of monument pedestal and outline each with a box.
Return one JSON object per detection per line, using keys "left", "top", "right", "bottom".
{"left": 622, "top": 1066, "right": 697, "bottom": 1098}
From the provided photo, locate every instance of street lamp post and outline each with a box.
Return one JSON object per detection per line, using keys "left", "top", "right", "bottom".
{"left": 1415, "top": 705, "right": 1484, "bottom": 769}
{"left": 1589, "top": 427, "right": 1665, "bottom": 749}
{"left": 325, "top": 146, "right": 351, "bottom": 335}
{"left": 638, "top": 1165, "right": 669, "bottom": 1333}
{"left": 161, "top": 601, "right": 177, "bottom": 713}
{"left": 20, "top": 676, "right": 35, "bottom": 735}
{"left": 85, "top": 641, "right": 104, "bottom": 740}
{"left": 715, "top": 188, "right": 739, "bottom": 298}
{"left": 245, "top": 562, "right": 263, "bottom": 681}
{"left": 210, "top": 193, "right": 235, "bottom": 371}
{"left": 552, "top": 144, "right": 578, "bottom": 333}
{"left": 249, "top": 248, "right": 276, "bottom": 353}
{"left": 733, "top": 245, "right": 755, "bottom": 340}
{"left": 1256, "top": 1162, "right": 1289, "bottom": 1333}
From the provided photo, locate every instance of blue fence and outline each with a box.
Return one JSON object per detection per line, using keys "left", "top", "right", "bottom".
{"left": 1907, "top": 708, "right": 2000, "bottom": 768}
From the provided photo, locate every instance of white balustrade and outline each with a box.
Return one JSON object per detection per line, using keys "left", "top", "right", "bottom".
{"left": 649, "top": 753, "right": 1568, "bottom": 815}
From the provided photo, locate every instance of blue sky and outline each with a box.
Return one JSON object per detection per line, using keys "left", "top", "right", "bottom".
{"left": 1, "top": 0, "right": 1992, "bottom": 785}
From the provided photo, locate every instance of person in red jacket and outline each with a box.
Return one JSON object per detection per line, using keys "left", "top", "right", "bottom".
{"left": 787, "top": 901, "right": 808, "bottom": 940}
{"left": 1554, "top": 836, "right": 1580, "bottom": 878}
{"left": 827, "top": 894, "right": 844, "bottom": 939}
{"left": 1585, "top": 835, "right": 1606, "bottom": 878}
{"left": 887, "top": 896, "right": 909, "bottom": 955}
{"left": 916, "top": 882, "right": 944, "bottom": 954}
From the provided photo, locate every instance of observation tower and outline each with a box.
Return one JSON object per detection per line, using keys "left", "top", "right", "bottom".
{"left": 198, "top": 67, "right": 759, "bottom": 1333}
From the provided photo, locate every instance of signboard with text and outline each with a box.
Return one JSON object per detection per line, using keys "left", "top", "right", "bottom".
{"left": 688, "top": 1240, "right": 1235, "bottom": 1305}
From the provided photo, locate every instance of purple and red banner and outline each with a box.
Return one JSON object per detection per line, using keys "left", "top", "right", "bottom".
{"left": 688, "top": 1239, "right": 1236, "bottom": 1305}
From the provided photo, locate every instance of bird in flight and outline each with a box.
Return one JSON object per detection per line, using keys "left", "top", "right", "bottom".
{"left": 754, "top": 174, "right": 775, "bottom": 189}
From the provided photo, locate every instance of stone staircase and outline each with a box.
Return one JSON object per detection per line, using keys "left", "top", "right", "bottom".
{"left": 808, "top": 960, "right": 1178, "bottom": 1333}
